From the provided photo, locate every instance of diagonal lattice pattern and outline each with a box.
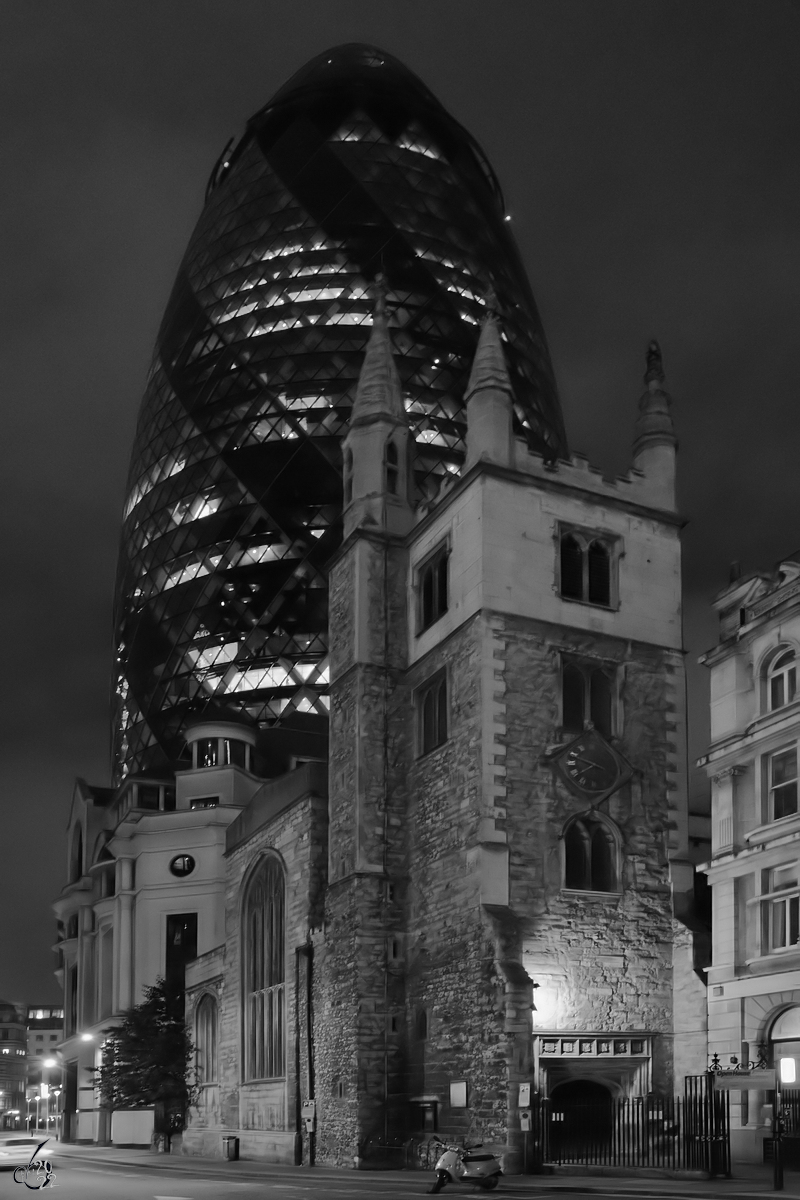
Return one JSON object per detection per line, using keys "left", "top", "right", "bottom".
{"left": 112, "top": 43, "right": 567, "bottom": 782}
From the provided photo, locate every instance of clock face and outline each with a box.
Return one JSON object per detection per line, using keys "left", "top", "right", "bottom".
{"left": 553, "top": 729, "right": 632, "bottom": 800}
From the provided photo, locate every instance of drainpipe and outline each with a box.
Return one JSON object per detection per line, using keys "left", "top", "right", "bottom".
{"left": 296, "top": 943, "right": 315, "bottom": 1166}
{"left": 294, "top": 947, "right": 303, "bottom": 1165}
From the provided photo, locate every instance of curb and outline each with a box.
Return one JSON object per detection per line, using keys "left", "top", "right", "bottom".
{"left": 52, "top": 1149, "right": 800, "bottom": 1198}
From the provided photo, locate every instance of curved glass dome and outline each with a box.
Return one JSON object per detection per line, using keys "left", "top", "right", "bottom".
{"left": 112, "top": 43, "right": 567, "bottom": 781}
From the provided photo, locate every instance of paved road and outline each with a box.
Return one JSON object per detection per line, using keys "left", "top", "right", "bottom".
{"left": 4, "top": 1154, "right": 800, "bottom": 1200}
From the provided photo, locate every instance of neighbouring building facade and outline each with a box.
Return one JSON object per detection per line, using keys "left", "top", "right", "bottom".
{"left": 0, "top": 1001, "right": 27, "bottom": 1129}
{"left": 698, "top": 555, "right": 800, "bottom": 1162}
{"left": 53, "top": 44, "right": 708, "bottom": 1167}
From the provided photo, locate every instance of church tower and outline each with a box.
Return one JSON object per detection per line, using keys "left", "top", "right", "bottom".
{"left": 321, "top": 294, "right": 413, "bottom": 1159}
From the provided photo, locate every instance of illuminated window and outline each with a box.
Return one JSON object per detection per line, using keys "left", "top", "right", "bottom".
{"left": 564, "top": 819, "right": 618, "bottom": 892}
{"left": 196, "top": 739, "right": 218, "bottom": 768}
{"left": 223, "top": 739, "right": 249, "bottom": 769}
{"left": 190, "top": 797, "right": 219, "bottom": 811}
{"left": 769, "top": 650, "right": 797, "bottom": 712}
{"left": 770, "top": 748, "right": 798, "bottom": 820}
{"left": 418, "top": 674, "right": 447, "bottom": 756}
{"left": 243, "top": 857, "right": 285, "bottom": 1080}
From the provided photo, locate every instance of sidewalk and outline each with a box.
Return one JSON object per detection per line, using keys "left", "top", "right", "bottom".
{"left": 53, "top": 1142, "right": 800, "bottom": 1198}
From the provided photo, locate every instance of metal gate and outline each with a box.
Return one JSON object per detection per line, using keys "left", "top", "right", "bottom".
{"left": 531, "top": 1077, "right": 729, "bottom": 1176}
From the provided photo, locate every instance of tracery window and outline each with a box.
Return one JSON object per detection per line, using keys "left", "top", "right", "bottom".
{"left": 559, "top": 531, "right": 614, "bottom": 608}
{"left": 243, "top": 856, "right": 285, "bottom": 1080}
{"left": 195, "top": 993, "right": 218, "bottom": 1084}
{"left": 562, "top": 661, "right": 615, "bottom": 737}
{"left": 563, "top": 818, "right": 618, "bottom": 892}
{"left": 768, "top": 649, "right": 797, "bottom": 712}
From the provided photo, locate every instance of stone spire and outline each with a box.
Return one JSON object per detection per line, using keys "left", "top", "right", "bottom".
{"left": 349, "top": 280, "right": 405, "bottom": 430}
{"left": 632, "top": 339, "right": 678, "bottom": 510}
{"left": 464, "top": 300, "right": 514, "bottom": 470}
{"left": 342, "top": 280, "right": 412, "bottom": 538}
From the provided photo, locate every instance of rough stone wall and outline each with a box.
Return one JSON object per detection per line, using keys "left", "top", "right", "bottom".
{"left": 401, "top": 613, "right": 511, "bottom": 1144}
{"left": 211, "top": 792, "right": 327, "bottom": 1157}
{"left": 317, "top": 532, "right": 412, "bottom": 1165}
{"left": 496, "top": 612, "right": 679, "bottom": 1092}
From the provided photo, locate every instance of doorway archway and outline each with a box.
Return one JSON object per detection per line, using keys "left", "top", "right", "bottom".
{"left": 550, "top": 1079, "right": 614, "bottom": 1147}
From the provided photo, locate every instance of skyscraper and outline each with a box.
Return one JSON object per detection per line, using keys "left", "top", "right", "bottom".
{"left": 113, "top": 43, "right": 567, "bottom": 782}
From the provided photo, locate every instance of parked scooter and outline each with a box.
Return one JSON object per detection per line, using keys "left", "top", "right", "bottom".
{"left": 428, "top": 1137, "right": 503, "bottom": 1192}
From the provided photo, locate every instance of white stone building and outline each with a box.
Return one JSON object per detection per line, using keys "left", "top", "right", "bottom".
{"left": 52, "top": 717, "right": 262, "bottom": 1143}
{"left": 698, "top": 555, "right": 800, "bottom": 1162}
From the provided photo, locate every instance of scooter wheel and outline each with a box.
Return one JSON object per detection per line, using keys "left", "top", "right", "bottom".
{"left": 479, "top": 1178, "right": 499, "bottom": 1191}
{"left": 428, "top": 1170, "right": 448, "bottom": 1193}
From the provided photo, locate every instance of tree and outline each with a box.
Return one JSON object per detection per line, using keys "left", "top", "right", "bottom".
{"left": 92, "top": 978, "right": 199, "bottom": 1145}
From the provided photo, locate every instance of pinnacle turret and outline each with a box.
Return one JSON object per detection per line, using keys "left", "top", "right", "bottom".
{"left": 349, "top": 283, "right": 405, "bottom": 430}
{"left": 464, "top": 305, "right": 514, "bottom": 470}
{"left": 342, "top": 283, "right": 412, "bottom": 537}
{"left": 633, "top": 339, "right": 677, "bottom": 456}
{"left": 465, "top": 308, "right": 514, "bottom": 404}
{"left": 632, "top": 339, "right": 677, "bottom": 510}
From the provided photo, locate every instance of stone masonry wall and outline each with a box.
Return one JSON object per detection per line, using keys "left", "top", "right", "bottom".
{"left": 402, "top": 613, "right": 511, "bottom": 1145}
{"left": 497, "top": 611, "right": 679, "bottom": 1093}
{"left": 317, "top": 531, "right": 412, "bottom": 1165}
{"left": 201, "top": 791, "right": 327, "bottom": 1162}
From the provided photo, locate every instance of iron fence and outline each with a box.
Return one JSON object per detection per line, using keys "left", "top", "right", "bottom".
{"left": 532, "top": 1080, "right": 729, "bottom": 1177}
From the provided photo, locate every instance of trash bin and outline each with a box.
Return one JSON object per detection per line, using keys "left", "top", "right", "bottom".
{"left": 222, "top": 1135, "right": 239, "bottom": 1161}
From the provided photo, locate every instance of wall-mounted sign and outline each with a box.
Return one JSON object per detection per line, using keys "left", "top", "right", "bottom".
{"left": 169, "top": 854, "right": 196, "bottom": 878}
{"left": 713, "top": 1069, "right": 776, "bottom": 1091}
{"left": 450, "top": 1081, "right": 468, "bottom": 1108}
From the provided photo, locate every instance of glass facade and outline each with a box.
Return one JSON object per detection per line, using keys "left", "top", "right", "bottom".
{"left": 113, "top": 43, "right": 567, "bottom": 780}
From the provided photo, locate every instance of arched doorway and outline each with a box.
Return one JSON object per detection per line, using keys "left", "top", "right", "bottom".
{"left": 550, "top": 1079, "right": 613, "bottom": 1150}
{"left": 770, "top": 1008, "right": 800, "bottom": 1167}
{"left": 770, "top": 1007, "right": 800, "bottom": 1081}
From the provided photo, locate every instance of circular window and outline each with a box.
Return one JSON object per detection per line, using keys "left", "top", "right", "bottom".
{"left": 169, "top": 854, "right": 196, "bottom": 878}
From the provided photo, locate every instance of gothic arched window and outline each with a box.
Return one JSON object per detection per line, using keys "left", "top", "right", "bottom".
{"left": 564, "top": 818, "right": 618, "bottom": 893}
{"left": 587, "top": 541, "right": 611, "bottom": 606}
{"left": 195, "top": 993, "right": 218, "bottom": 1084}
{"left": 385, "top": 439, "right": 399, "bottom": 495}
{"left": 561, "top": 661, "right": 615, "bottom": 737}
{"left": 558, "top": 530, "right": 615, "bottom": 608}
{"left": 243, "top": 856, "right": 285, "bottom": 1080}
{"left": 768, "top": 649, "right": 797, "bottom": 712}
{"left": 560, "top": 535, "right": 583, "bottom": 601}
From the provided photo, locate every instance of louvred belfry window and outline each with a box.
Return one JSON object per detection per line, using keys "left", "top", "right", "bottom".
{"left": 243, "top": 857, "right": 285, "bottom": 1080}
{"left": 564, "top": 819, "right": 618, "bottom": 892}
{"left": 561, "top": 661, "right": 615, "bottom": 737}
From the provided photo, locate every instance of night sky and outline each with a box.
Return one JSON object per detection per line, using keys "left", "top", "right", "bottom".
{"left": 1, "top": 1, "right": 798, "bottom": 1003}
